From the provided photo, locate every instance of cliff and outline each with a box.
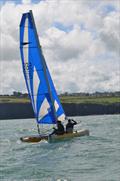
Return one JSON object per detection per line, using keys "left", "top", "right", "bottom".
{"left": 0, "top": 102, "right": 119, "bottom": 120}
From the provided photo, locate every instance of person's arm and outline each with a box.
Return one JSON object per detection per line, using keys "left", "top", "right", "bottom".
{"left": 72, "top": 119, "right": 77, "bottom": 125}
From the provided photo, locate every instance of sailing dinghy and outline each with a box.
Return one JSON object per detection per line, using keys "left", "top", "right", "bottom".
{"left": 19, "top": 10, "right": 89, "bottom": 143}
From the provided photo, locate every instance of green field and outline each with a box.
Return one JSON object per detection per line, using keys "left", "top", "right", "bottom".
{"left": 0, "top": 95, "right": 120, "bottom": 105}
{"left": 60, "top": 96, "right": 120, "bottom": 105}
{"left": 0, "top": 96, "right": 30, "bottom": 103}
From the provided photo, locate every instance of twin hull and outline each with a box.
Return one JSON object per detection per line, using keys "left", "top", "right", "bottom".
{"left": 20, "top": 129, "right": 89, "bottom": 143}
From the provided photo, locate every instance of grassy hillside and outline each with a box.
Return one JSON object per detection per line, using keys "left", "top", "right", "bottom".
{"left": 0, "top": 96, "right": 29, "bottom": 103}
{"left": 60, "top": 96, "right": 120, "bottom": 105}
{"left": 0, "top": 95, "right": 120, "bottom": 105}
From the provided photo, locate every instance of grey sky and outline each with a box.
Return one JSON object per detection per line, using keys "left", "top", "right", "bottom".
{"left": 0, "top": 0, "right": 120, "bottom": 94}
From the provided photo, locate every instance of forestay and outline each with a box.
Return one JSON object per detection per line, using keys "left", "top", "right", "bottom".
{"left": 20, "top": 10, "right": 65, "bottom": 124}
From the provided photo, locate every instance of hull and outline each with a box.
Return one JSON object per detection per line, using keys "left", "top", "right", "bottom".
{"left": 20, "top": 129, "right": 89, "bottom": 143}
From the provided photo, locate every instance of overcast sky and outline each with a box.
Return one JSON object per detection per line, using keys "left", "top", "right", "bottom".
{"left": 0, "top": 0, "right": 120, "bottom": 94}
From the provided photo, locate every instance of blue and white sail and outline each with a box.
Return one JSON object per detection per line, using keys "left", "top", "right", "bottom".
{"left": 20, "top": 10, "right": 66, "bottom": 124}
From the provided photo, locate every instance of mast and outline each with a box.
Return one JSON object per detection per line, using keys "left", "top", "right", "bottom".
{"left": 29, "top": 10, "right": 57, "bottom": 123}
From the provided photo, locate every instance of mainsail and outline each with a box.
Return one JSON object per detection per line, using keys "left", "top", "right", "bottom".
{"left": 20, "top": 10, "right": 65, "bottom": 124}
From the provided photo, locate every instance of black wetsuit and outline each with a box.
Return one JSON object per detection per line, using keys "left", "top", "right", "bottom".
{"left": 56, "top": 123, "right": 65, "bottom": 135}
{"left": 50, "top": 122, "right": 65, "bottom": 135}
{"left": 66, "top": 120, "right": 77, "bottom": 133}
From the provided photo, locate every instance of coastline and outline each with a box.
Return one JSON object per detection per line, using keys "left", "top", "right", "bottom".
{"left": 0, "top": 102, "right": 119, "bottom": 120}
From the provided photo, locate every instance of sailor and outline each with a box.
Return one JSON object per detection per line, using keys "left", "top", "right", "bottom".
{"left": 50, "top": 120, "right": 65, "bottom": 136}
{"left": 66, "top": 119, "right": 77, "bottom": 133}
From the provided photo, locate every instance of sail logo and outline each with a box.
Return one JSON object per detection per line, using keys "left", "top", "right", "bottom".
{"left": 24, "top": 62, "right": 33, "bottom": 80}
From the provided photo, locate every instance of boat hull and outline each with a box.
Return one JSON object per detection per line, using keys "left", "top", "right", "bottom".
{"left": 20, "top": 129, "right": 89, "bottom": 143}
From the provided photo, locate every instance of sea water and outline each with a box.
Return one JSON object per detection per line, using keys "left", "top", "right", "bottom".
{"left": 0, "top": 115, "right": 120, "bottom": 181}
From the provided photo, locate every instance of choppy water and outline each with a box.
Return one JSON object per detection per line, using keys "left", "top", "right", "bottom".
{"left": 0, "top": 115, "right": 120, "bottom": 181}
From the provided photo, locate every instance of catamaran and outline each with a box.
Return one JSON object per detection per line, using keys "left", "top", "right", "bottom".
{"left": 19, "top": 10, "right": 89, "bottom": 143}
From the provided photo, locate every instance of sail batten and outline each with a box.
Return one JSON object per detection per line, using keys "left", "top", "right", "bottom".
{"left": 20, "top": 10, "right": 66, "bottom": 124}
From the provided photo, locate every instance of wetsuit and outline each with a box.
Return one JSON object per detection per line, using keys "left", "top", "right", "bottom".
{"left": 50, "top": 122, "right": 65, "bottom": 135}
{"left": 66, "top": 120, "right": 77, "bottom": 133}
{"left": 56, "top": 123, "right": 65, "bottom": 135}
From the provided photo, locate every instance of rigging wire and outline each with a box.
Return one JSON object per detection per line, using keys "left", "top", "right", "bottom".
{"left": 37, "top": 124, "right": 40, "bottom": 135}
